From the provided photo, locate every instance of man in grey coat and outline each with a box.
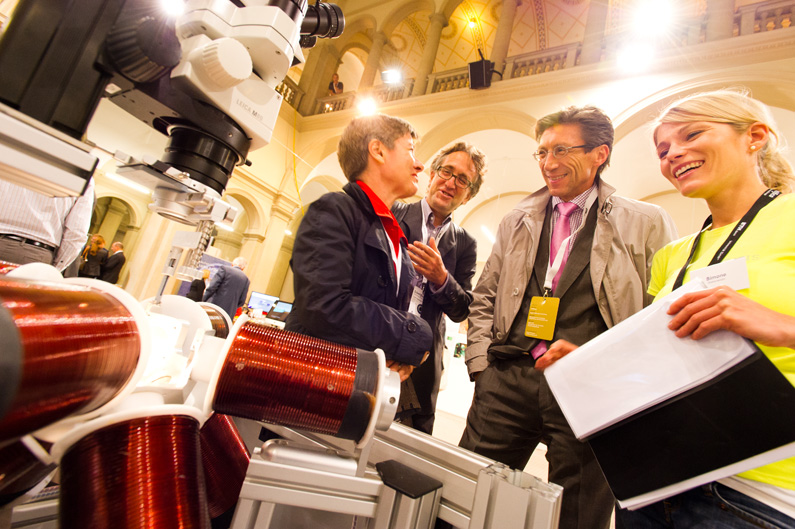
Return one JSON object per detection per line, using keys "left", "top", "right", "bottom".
{"left": 460, "top": 106, "right": 677, "bottom": 529}
{"left": 203, "top": 257, "right": 250, "bottom": 320}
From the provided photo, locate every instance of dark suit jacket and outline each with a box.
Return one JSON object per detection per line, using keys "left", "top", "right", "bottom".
{"left": 80, "top": 247, "right": 108, "bottom": 278}
{"left": 392, "top": 200, "right": 477, "bottom": 416}
{"left": 186, "top": 278, "right": 206, "bottom": 302}
{"left": 100, "top": 251, "right": 125, "bottom": 284}
{"left": 285, "top": 182, "right": 432, "bottom": 366}
{"left": 203, "top": 265, "right": 250, "bottom": 319}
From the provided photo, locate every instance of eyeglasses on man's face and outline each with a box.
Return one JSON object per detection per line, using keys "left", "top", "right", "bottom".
{"left": 532, "top": 144, "right": 588, "bottom": 162}
{"left": 436, "top": 166, "right": 474, "bottom": 190}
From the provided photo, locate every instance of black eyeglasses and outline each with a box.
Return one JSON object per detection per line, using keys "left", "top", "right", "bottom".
{"left": 532, "top": 144, "right": 588, "bottom": 162}
{"left": 436, "top": 166, "right": 474, "bottom": 190}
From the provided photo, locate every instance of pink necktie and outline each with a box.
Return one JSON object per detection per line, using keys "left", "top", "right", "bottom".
{"left": 531, "top": 201, "right": 579, "bottom": 360}
{"left": 549, "top": 201, "right": 579, "bottom": 292}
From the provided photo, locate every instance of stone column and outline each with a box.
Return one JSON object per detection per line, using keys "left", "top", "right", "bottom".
{"left": 97, "top": 200, "right": 127, "bottom": 243}
{"left": 490, "top": 0, "right": 519, "bottom": 82}
{"left": 412, "top": 13, "right": 448, "bottom": 95}
{"left": 267, "top": 237, "right": 294, "bottom": 298}
{"left": 580, "top": 0, "right": 609, "bottom": 65}
{"left": 705, "top": 0, "right": 735, "bottom": 42}
{"left": 123, "top": 212, "right": 178, "bottom": 299}
{"left": 257, "top": 194, "right": 298, "bottom": 295}
{"left": 117, "top": 225, "right": 140, "bottom": 288}
{"left": 239, "top": 232, "right": 266, "bottom": 292}
{"left": 737, "top": 4, "right": 757, "bottom": 36}
{"left": 121, "top": 225, "right": 140, "bottom": 255}
{"left": 297, "top": 42, "right": 341, "bottom": 115}
{"left": 359, "top": 31, "right": 387, "bottom": 90}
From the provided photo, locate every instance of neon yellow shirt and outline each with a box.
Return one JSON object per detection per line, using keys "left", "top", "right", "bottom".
{"left": 649, "top": 192, "right": 795, "bottom": 491}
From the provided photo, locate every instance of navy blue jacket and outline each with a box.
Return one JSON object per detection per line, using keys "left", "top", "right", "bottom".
{"left": 203, "top": 265, "right": 250, "bottom": 319}
{"left": 286, "top": 183, "right": 432, "bottom": 366}
{"left": 100, "top": 251, "right": 125, "bottom": 284}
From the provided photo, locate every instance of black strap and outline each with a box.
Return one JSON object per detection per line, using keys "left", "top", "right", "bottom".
{"left": 672, "top": 189, "right": 780, "bottom": 290}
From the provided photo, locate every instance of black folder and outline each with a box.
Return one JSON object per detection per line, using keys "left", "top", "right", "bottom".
{"left": 586, "top": 346, "right": 795, "bottom": 508}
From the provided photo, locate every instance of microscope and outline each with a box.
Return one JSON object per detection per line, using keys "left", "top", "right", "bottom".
{"left": 0, "top": 3, "right": 563, "bottom": 528}
{"left": 0, "top": 0, "right": 343, "bottom": 292}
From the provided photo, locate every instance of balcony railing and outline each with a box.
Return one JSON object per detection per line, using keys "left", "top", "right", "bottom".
{"left": 308, "top": 0, "right": 795, "bottom": 115}
{"left": 314, "top": 79, "right": 416, "bottom": 114}
{"left": 275, "top": 76, "right": 304, "bottom": 110}
{"left": 506, "top": 43, "right": 580, "bottom": 79}
{"left": 316, "top": 92, "right": 355, "bottom": 114}
{"left": 737, "top": 0, "right": 793, "bottom": 34}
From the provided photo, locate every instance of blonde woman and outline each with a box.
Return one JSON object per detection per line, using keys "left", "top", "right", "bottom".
{"left": 616, "top": 90, "right": 795, "bottom": 527}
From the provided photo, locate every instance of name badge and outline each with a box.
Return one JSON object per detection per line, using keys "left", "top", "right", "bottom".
{"left": 525, "top": 296, "right": 559, "bottom": 341}
{"left": 689, "top": 257, "right": 750, "bottom": 291}
{"left": 408, "top": 283, "right": 425, "bottom": 316}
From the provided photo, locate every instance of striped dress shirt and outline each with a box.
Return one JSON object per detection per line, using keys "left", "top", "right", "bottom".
{"left": 0, "top": 179, "right": 95, "bottom": 270}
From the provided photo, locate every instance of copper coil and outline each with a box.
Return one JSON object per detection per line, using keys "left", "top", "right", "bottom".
{"left": 0, "top": 261, "right": 19, "bottom": 274}
{"left": 199, "top": 413, "right": 250, "bottom": 518}
{"left": 59, "top": 415, "right": 210, "bottom": 529}
{"left": 200, "top": 304, "right": 229, "bottom": 339}
{"left": 0, "top": 279, "right": 140, "bottom": 443}
{"left": 0, "top": 439, "right": 56, "bottom": 506}
{"left": 214, "top": 322, "right": 369, "bottom": 437}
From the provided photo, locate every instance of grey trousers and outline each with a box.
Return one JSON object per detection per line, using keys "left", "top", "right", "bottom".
{"left": 459, "top": 356, "right": 614, "bottom": 529}
{"left": 0, "top": 238, "right": 54, "bottom": 267}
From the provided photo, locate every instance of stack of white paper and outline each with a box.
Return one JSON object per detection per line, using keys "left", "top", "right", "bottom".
{"left": 544, "top": 279, "right": 757, "bottom": 440}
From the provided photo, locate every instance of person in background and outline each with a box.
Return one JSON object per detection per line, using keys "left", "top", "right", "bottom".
{"left": 607, "top": 90, "right": 795, "bottom": 528}
{"left": 79, "top": 234, "right": 108, "bottom": 279}
{"left": 100, "top": 241, "right": 125, "bottom": 284}
{"left": 391, "top": 141, "right": 485, "bottom": 434}
{"left": 460, "top": 105, "right": 677, "bottom": 529}
{"left": 203, "top": 257, "right": 250, "bottom": 320}
{"left": 286, "top": 113, "right": 432, "bottom": 381}
{"left": 328, "top": 73, "right": 343, "bottom": 95}
{"left": 187, "top": 269, "right": 210, "bottom": 302}
{"left": 0, "top": 179, "right": 94, "bottom": 272}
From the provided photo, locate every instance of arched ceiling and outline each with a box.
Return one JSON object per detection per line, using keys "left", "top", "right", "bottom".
{"left": 387, "top": 0, "right": 592, "bottom": 80}
{"left": 317, "top": 0, "right": 595, "bottom": 85}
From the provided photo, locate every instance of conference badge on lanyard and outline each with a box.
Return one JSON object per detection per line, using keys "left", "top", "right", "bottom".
{"left": 525, "top": 293, "right": 559, "bottom": 340}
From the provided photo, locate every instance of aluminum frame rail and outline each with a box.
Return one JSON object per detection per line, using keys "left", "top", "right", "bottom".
{"left": 231, "top": 422, "right": 562, "bottom": 529}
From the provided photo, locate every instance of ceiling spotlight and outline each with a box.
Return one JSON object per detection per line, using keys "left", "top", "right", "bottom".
{"left": 381, "top": 69, "right": 403, "bottom": 84}
{"left": 468, "top": 18, "right": 477, "bottom": 29}
{"left": 357, "top": 98, "right": 377, "bottom": 116}
{"left": 160, "top": 0, "right": 185, "bottom": 17}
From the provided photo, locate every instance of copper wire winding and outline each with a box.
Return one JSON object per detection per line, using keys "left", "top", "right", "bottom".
{"left": 199, "top": 413, "right": 250, "bottom": 518}
{"left": 200, "top": 304, "right": 229, "bottom": 339}
{"left": 214, "top": 322, "right": 358, "bottom": 436}
{"left": 0, "top": 279, "right": 140, "bottom": 443}
{"left": 59, "top": 415, "right": 210, "bottom": 529}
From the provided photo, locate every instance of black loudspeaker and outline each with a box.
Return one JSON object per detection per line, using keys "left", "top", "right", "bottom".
{"left": 468, "top": 59, "right": 494, "bottom": 90}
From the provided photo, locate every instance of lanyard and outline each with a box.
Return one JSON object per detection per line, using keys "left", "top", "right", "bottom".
{"left": 543, "top": 190, "right": 599, "bottom": 295}
{"left": 672, "top": 189, "right": 780, "bottom": 290}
